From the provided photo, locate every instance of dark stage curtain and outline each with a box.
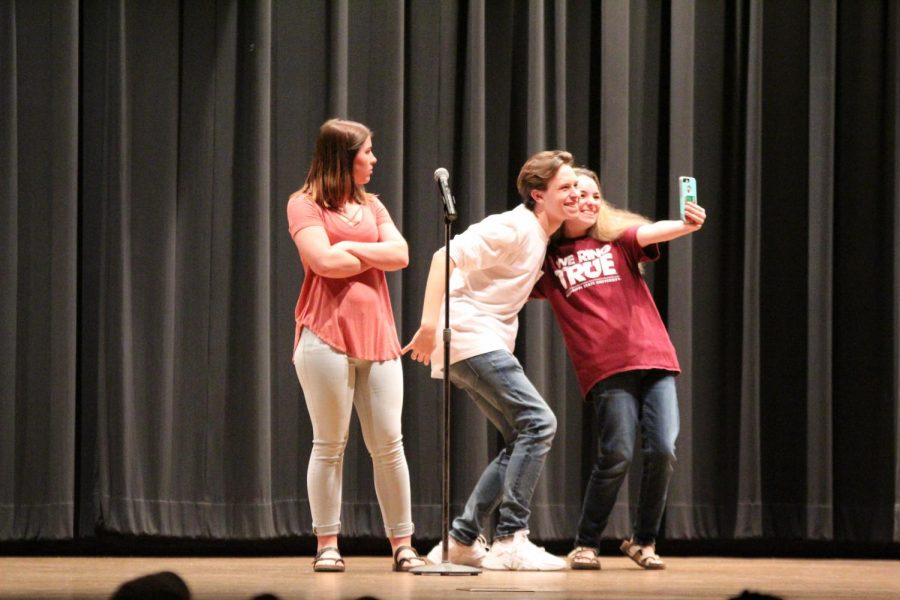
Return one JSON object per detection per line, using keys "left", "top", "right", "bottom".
{"left": 1, "top": 0, "right": 898, "bottom": 546}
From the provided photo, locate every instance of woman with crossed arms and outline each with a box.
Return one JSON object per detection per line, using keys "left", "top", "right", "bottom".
{"left": 287, "top": 119, "right": 425, "bottom": 573}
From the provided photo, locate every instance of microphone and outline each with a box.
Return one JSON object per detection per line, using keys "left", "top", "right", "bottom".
{"left": 434, "top": 167, "right": 458, "bottom": 222}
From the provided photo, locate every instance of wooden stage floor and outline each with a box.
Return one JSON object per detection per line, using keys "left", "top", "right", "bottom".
{"left": 1, "top": 555, "right": 898, "bottom": 600}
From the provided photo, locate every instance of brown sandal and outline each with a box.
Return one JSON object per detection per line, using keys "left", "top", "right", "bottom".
{"left": 392, "top": 545, "right": 426, "bottom": 572}
{"left": 567, "top": 546, "right": 601, "bottom": 570}
{"left": 313, "top": 546, "right": 345, "bottom": 572}
{"left": 620, "top": 538, "right": 665, "bottom": 570}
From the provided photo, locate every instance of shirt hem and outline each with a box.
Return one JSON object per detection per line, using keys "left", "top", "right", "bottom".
{"left": 581, "top": 364, "right": 681, "bottom": 399}
{"left": 299, "top": 322, "right": 402, "bottom": 363}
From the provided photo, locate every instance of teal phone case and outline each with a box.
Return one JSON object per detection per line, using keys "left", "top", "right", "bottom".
{"left": 679, "top": 176, "right": 696, "bottom": 221}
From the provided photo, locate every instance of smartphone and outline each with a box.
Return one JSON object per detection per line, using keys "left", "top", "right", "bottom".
{"left": 678, "top": 176, "right": 697, "bottom": 222}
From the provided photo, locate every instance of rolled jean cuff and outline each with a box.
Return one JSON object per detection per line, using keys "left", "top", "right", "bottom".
{"left": 575, "top": 535, "right": 598, "bottom": 548}
{"left": 312, "top": 522, "right": 341, "bottom": 536}
{"left": 385, "top": 522, "right": 415, "bottom": 538}
{"left": 448, "top": 531, "right": 473, "bottom": 545}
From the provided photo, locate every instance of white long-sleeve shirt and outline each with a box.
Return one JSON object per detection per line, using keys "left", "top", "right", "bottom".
{"left": 430, "top": 204, "right": 548, "bottom": 378}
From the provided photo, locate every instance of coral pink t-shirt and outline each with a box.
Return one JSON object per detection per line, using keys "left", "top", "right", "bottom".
{"left": 287, "top": 193, "right": 401, "bottom": 361}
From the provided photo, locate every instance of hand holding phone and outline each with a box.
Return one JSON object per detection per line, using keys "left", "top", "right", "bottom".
{"left": 679, "top": 176, "right": 697, "bottom": 222}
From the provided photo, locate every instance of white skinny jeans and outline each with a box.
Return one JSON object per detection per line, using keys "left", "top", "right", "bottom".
{"left": 293, "top": 327, "right": 414, "bottom": 537}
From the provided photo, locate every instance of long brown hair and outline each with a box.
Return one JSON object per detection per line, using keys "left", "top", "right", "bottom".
{"left": 301, "top": 118, "right": 372, "bottom": 209}
{"left": 574, "top": 168, "right": 650, "bottom": 242}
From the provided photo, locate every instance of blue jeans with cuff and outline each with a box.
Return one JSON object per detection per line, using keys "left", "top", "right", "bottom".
{"left": 446, "top": 350, "right": 557, "bottom": 544}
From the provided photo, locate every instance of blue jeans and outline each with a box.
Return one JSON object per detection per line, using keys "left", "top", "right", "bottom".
{"left": 575, "top": 369, "right": 679, "bottom": 548}
{"left": 446, "top": 350, "right": 558, "bottom": 543}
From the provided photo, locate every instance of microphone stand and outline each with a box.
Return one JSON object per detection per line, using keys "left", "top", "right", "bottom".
{"left": 411, "top": 186, "right": 480, "bottom": 576}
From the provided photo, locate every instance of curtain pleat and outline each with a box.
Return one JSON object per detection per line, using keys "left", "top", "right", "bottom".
{"left": 664, "top": 0, "right": 698, "bottom": 539}
{"left": 734, "top": 0, "right": 763, "bottom": 539}
{"left": 833, "top": 0, "right": 895, "bottom": 543}
{"left": 0, "top": 0, "right": 78, "bottom": 540}
{"left": 0, "top": 0, "right": 20, "bottom": 539}
{"left": 806, "top": 0, "right": 836, "bottom": 541}
{"left": 1, "top": 0, "right": 897, "bottom": 546}
{"left": 892, "top": 0, "right": 900, "bottom": 545}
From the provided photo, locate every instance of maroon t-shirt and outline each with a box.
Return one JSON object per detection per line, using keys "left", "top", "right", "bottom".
{"left": 532, "top": 226, "right": 680, "bottom": 398}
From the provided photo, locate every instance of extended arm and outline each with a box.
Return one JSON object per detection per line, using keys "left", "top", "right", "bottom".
{"left": 336, "top": 222, "right": 409, "bottom": 272}
{"left": 402, "top": 249, "right": 455, "bottom": 365}
{"left": 293, "top": 225, "right": 371, "bottom": 278}
{"left": 635, "top": 202, "right": 706, "bottom": 247}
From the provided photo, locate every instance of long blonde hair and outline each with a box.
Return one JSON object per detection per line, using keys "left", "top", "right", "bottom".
{"left": 568, "top": 168, "right": 652, "bottom": 273}
{"left": 574, "top": 168, "right": 650, "bottom": 242}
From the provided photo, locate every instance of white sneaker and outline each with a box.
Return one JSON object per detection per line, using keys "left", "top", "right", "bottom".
{"left": 426, "top": 535, "right": 490, "bottom": 567}
{"left": 481, "top": 530, "right": 566, "bottom": 571}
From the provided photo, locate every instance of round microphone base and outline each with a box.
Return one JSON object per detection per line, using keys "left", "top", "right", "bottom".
{"left": 410, "top": 562, "right": 482, "bottom": 576}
